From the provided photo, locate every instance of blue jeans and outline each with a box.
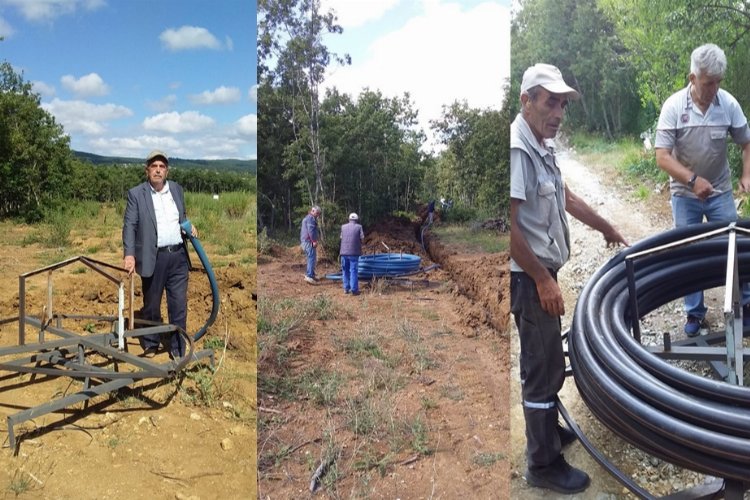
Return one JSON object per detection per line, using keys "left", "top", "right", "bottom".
{"left": 341, "top": 255, "right": 359, "bottom": 292}
{"left": 671, "top": 191, "right": 750, "bottom": 317}
{"left": 301, "top": 242, "right": 316, "bottom": 278}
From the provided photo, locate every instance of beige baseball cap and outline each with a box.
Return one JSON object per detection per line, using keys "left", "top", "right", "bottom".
{"left": 146, "top": 150, "right": 169, "bottom": 165}
{"left": 521, "top": 63, "right": 580, "bottom": 99}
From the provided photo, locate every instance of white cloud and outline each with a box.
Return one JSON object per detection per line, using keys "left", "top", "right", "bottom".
{"left": 85, "top": 131, "right": 254, "bottom": 160}
{"left": 323, "top": 1, "right": 510, "bottom": 150}
{"left": 32, "top": 80, "right": 56, "bottom": 97}
{"left": 88, "top": 135, "right": 181, "bottom": 158}
{"left": 235, "top": 114, "right": 257, "bottom": 137}
{"left": 189, "top": 86, "right": 241, "bottom": 105}
{"left": 143, "top": 111, "right": 215, "bottom": 133}
{"left": 42, "top": 98, "right": 133, "bottom": 135}
{"left": 0, "top": 16, "right": 15, "bottom": 38}
{"left": 159, "top": 26, "right": 222, "bottom": 51}
{"left": 225, "top": 35, "right": 234, "bottom": 51}
{"left": 249, "top": 84, "right": 258, "bottom": 103}
{"left": 61, "top": 72, "right": 109, "bottom": 97}
{"left": 321, "top": 0, "right": 401, "bottom": 28}
{"left": 146, "top": 94, "right": 178, "bottom": 112}
{"left": 183, "top": 135, "right": 250, "bottom": 159}
{"left": 4, "top": 0, "right": 104, "bottom": 23}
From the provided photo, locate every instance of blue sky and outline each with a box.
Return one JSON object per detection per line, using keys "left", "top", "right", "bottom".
{"left": 0, "top": 0, "right": 257, "bottom": 160}
{"left": 320, "top": 0, "right": 510, "bottom": 151}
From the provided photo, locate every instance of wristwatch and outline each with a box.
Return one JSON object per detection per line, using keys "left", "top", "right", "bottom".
{"left": 687, "top": 174, "right": 698, "bottom": 190}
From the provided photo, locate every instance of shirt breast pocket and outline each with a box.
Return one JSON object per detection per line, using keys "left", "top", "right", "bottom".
{"left": 538, "top": 179, "right": 557, "bottom": 197}
{"left": 710, "top": 129, "right": 727, "bottom": 140}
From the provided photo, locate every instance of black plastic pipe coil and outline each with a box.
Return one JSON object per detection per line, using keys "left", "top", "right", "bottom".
{"left": 569, "top": 220, "right": 750, "bottom": 481}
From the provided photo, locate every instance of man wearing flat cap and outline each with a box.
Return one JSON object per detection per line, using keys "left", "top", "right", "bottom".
{"left": 123, "top": 150, "right": 198, "bottom": 359}
{"left": 510, "top": 63, "right": 628, "bottom": 493}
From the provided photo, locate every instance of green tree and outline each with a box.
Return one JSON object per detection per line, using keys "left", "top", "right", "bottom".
{"left": 258, "top": 0, "right": 349, "bottom": 212}
{"left": 0, "top": 62, "right": 72, "bottom": 220}
{"left": 597, "top": 0, "right": 750, "bottom": 112}
{"left": 431, "top": 92, "right": 510, "bottom": 217}
{"left": 512, "top": 0, "right": 642, "bottom": 135}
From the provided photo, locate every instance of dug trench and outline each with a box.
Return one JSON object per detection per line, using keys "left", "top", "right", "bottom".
{"left": 257, "top": 215, "right": 511, "bottom": 499}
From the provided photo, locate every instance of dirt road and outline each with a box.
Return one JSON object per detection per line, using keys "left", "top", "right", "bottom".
{"left": 508, "top": 150, "right": 728, "bottom": 498}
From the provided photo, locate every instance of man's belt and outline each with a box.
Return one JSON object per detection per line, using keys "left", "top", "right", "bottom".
{"left": 157, "top": 243, "right": 183, "bottom": 253}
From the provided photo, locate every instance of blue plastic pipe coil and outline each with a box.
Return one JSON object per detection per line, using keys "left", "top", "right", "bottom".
{"left": 326, "top": 253, "right": 421, "bottom": 280}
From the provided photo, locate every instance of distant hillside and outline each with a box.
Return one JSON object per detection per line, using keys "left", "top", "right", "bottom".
{"left": 73, "top": 151, "right": 256, "bottom": 174}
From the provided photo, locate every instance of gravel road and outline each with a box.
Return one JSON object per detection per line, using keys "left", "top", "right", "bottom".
{"left": 509, "top": 150, "right": 729, "bottom": 499}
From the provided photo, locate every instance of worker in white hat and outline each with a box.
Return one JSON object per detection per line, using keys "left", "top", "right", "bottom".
{"left": 510, "top": 63, "right": 628, "bottom": 494}
{"left": 339, "top": 212, "right": 364, "bottom": 295}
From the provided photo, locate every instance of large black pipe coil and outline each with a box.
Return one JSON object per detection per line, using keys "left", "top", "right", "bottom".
{"left": 569, "top": 219, "right": 750, "bottom": 481}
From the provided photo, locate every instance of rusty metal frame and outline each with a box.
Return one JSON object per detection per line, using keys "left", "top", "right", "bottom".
{"left": 1, "top": 256, "right": 215, "bottom": 451}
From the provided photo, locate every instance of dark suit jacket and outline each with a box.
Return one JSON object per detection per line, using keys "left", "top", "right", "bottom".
{"left": 122, "top": 181, "right": 187, "bottom": 278}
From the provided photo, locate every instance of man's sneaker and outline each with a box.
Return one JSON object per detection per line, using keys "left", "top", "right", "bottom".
{"left": 525, "top": 455, "right": 590, "bottom": 494}
{"left": 304, "top": 276, "right": 315, "bottom": 284}
{"left": 684, "top": 315, "right": 703, "bottom": 337}
{"left": 351, "top": 290, "right": 360, "bottom": 296}
{"left": 557, "top": 424, "right": 577, "bottom": 448}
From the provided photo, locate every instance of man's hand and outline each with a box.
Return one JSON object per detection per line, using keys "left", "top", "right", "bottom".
{"left": 740, "top": 173, "right": 750, "bottom": 193}
{"left": 536, "top": 274, "right": 565, "bottom": 317}
{"left": 123, "top": 255, "right": 136, "bottom": 275}
{"left": 191, "top": 225, "right": 199, "bottom": 238}
{"left": 602, "top": 227, "right": 629, "bottom": 248}
{"left": 692, "top": 176, "right": 714, "bottom": 201}
{"left": 312, "top": 241, "right": 318, "bottom": 248}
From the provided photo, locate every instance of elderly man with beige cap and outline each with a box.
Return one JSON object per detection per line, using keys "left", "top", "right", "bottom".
{"left": 509, "top": 63, "right": 628, "bottom": 494}
{"left": 123, "top": 150, "right": 198, "bottom": 359}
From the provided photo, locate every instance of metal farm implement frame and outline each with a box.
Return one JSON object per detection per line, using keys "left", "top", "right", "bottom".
{"left": 0, "top": 256, "right": 214, "bottom": 451}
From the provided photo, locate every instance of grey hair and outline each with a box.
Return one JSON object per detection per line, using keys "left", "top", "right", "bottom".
{"left": 311, "top": 205, "right": 321, "bottom": 214}
{"left": 521, "top": 85, "right": 543, "bottom": 102}
{"left": 690, "top": 43, "right": 726, "bottom": 78}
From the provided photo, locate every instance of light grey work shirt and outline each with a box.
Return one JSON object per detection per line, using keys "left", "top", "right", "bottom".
{"left": 655, "top": 85, "right": 750, "bottom": 198}
{"left": 510, "top": 113, "right": 570, "bottom": 273}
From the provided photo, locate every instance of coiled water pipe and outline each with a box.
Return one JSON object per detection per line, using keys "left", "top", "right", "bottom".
{"left": 569, "top": 220, "right": 750, "bottom": 485}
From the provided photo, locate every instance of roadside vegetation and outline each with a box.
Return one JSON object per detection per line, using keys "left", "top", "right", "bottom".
{"left": 569, "top": 132, "right": 750, "bottom": 217}
{"left": 432, "top": 224, "right": 509, "bottom": 254}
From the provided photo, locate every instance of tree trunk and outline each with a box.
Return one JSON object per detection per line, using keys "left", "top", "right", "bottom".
{"left": 601, "top": 99, "right": 613, "bottom": 140}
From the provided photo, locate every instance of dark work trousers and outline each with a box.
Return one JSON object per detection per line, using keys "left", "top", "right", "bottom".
{"left": 140, "top": 246, "right": 189, "bottom": 357}
{"left": 511, "top": 270, "right": 565, "bottom": 468}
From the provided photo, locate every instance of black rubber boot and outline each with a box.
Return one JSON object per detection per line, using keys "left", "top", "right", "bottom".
{"left": 525, "top": 454, "right": 590, "bottom": 494}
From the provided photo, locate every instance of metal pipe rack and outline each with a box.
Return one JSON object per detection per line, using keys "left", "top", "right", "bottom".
{"left": 0, "top": 256, "right": 215, "bottom": 451}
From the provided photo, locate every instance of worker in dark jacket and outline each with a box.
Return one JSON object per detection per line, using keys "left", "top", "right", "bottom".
{"left": 300, "top": 205, "right": 321, "bottom": 284}
{"left": 340, "top": 213, "right": 364, "bottom": 295}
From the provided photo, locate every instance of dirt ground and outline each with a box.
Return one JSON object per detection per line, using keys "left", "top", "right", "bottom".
{"left": 257, "top": 216, "right": 510, "bottom": 499}
{"left": 0, "top": 223, "right": 257, "bottom": 499}
{"left": 510, "top": 151, "right": 737, "bottom": 498}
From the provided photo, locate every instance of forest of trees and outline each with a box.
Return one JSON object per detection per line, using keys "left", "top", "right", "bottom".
{"left": 0, "top": 62, "right": 255, "bottom": 222}
{"left": 257, "top": 0, "right": 507, "bottom": 237}
{"left": 511, "top": 0, "right": 750, "bottom": 139}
